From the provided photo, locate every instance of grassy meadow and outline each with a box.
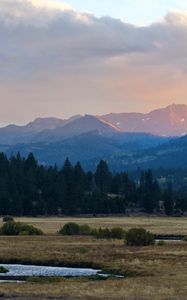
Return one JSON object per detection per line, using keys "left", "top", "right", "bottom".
{"left": 0, "top": 216, "right": 186, "bottom": 300}
{"left": 4, "top": 216, "right": 187, "bottom": 235}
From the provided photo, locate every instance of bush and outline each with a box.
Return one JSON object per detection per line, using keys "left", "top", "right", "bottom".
{"left": 59, "top": 223, "right": 92, "bottom": 236}
{"left": 3, "top": 216, "right": 14, "bottom": 222}
{"left": 183, "top": 236, "right": 187, "bottom": 242}
{"left": 0, "top": 221, "right": 20, "bottom": 235}
{"left": 110, "top": 227, "right": 126, "bottom": 239}
{"left": 0, "top": 266, "right": 8, "bottom": 274}
{"left": 79, "top": 224, "right": 91, "bottom": 235}
{"left": 59, "top": 223, "right": 125, "bottom": 239}
{"left": 94, "top": 228, "right": 112, "bottom": 239}
{"left": 0, "top": 221, "right": 43, "bottom": 236}
{"left": 93, "top": 227, "right": 125, "bottom": 239}
{"left": 125, "top": 228, "right": 155, "bottom": 246}
{"left": 17, "top": 223, "right": 43, "bottom": 235}
{"left": 59, "top": 222, "right": 80, "bottom": 235}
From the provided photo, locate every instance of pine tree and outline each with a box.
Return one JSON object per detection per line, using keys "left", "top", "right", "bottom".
{"left": 163, "top": 183, "right": 174, "bottom": 215}
{"left": 95, "top": 160, "right": 111, "bottom": 193}
{"left": 0, "top": 152, "right": 185, "bottom": 216}
{"left": 138, "top": 170, "right": 160, "bottom": 213}
{"left": 62, "top": 158, "right": 75, "bottom": 213}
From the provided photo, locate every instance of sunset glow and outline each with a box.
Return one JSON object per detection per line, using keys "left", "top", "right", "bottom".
{"left": 1, "top": 0, "right": 187, "bottom": 124}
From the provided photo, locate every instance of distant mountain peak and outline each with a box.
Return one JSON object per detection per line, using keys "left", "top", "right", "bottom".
{"left": 101, "top": 104, "right": 187, "bottom": 136}
{"left": 97, "top": 116, "right": 122, "bottom": 132}
{"left": 167, "top": 103, "right": 187, "bottom": 109}
{"left": 1, "top": 104, "right": 187, "bottom": 146}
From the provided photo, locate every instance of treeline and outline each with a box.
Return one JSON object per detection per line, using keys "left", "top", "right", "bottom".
{"left": 0, "top": 153, "right": 186, "bottom": 216}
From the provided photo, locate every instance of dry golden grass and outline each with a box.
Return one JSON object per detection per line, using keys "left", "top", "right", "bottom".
{"left": 1, "top": 216, "right": 186, "bottom": 235}
{"left": 0, "top": 235, "right": 186, "bottom": 299}
{"left": 1, "top": 275, "right": 187, "bottom": 300}
{"left": 0, "top": 217, "right": 186, "bottom": 299}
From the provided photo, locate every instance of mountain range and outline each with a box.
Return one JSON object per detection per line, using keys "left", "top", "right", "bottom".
{"left": 1, "top": 104, "right": 187, "bottom": 170}
{"left": 100, "top": 104, "right": 187, "bottom": 136}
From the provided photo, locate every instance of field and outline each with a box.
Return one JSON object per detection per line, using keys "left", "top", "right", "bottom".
{"left": 4, "top": 216, "right": 187, "bottom": 235}
{"left": 0, "top": 217, "right": 186, "bottom": 300}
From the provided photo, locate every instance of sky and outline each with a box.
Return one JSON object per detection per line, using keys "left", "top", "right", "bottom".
{"left": 1, "top": 0, "right": 187, "bottom": 125}
{"left": 66, "top": 0, "right": 187, "bottom": 25}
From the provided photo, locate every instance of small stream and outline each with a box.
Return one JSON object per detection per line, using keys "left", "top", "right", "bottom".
{"left": 0, "top": 264, "right": 104, "bottom": 282}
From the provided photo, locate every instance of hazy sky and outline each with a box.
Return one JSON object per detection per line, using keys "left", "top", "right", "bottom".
{"left": 1, "top": 0, "right": 187, "bottom": 125}
{"left": 67, "top": 0, "right": 187, "bottom": 24}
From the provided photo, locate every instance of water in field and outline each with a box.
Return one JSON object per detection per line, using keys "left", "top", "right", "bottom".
{"left": 0, "top": 264, "right": 101, "bottom": 278}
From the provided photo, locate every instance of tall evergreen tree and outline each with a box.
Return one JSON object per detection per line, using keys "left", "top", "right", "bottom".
{"left": 163, "top": 183, "right": 174, "bottom": 215}
{"left": 138, "top": 170, "right": 160, "bottom": 213}
{"left": 0, "top": 152, "right": 185, "bottom": 216}
{"left": 62, "top": 158, "right": 75, "bottom": 213}
{"left": 95, "top": 160, "right": 111, "bottom": 193}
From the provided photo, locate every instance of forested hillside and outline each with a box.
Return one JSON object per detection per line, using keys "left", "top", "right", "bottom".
{"left": 0, "top": 153, "right": 186, "bottom": 216}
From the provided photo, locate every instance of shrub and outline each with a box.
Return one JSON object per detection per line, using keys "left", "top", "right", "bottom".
{"left": 183, "top": 236, "right": 187, "bottom": 242}
{"left": 93, "top": 227, "right": 125, "bottom": 239}
{"left": 59, "top": 222, "right": 80, "bottom": 235}
{"left": 110, "top": 227, "right": 126, "bottom": 239}
{"left": 125, "top": 228, "right": 155, "bottom": 246}
{"left": 0, "top": 266, "right": 8, "bottom": 274}
{"left": 95, "top": 228, "right": 112, "bottom": 239}
{"left": 59, "top": 223, "right": 92, "bottom": 236}
{"left": 3, "top": 216, "right": 14, "bottom": 222}
{"left": 79, "top": 224, "right": 91, "bottom": 235}
{"left": 19, "top": 231, "right": 29, "bottom": 236}
{"left": 17, "top": 223, "right": 43, "bottom": 235}
{"left": 0, "top": 221, "right": 43, "bottom": 236}
{"left": 0, "top": 221, "right": 20, "bottom": 235}
{"left": 59, "top": 223, "right": 125, "bottom": 239}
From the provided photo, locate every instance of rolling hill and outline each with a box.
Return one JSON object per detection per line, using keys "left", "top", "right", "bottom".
{"left": 0, "top": 131, "right": 170, "bottom": 169}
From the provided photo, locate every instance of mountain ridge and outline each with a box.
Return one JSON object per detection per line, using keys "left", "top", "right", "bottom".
{"left": 1, "top": 130, "right": 170, "bottom": 169}
{"left": 2, "top": 130, "right": 187, "bottom": 171}
{"left": 0, "top": 104, "right": 187, "bottom": 170}
{"left": 101, "top": 104, "right": 187, "bottom": 136}
{"left": 1, "top": 104, "right": 187, "bottom": 144}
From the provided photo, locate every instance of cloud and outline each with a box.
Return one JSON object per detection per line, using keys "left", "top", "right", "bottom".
{"left": 165, "top": 10, "right": 187, "bottom": 26}
{"left": 0, "top": 0, "right": 156, "bottom": 79}
{"left": 30, "top": 0, "right": 72, "bottom": 10}
{"left": 0, "top": 1, "right": 187, "bottom": 123}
